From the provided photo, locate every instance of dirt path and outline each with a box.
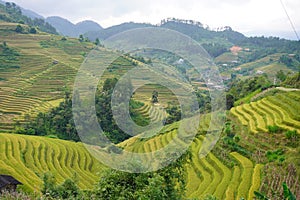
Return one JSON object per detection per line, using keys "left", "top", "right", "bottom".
{"left": 251, "top": 87, "right": 299, "bottom": 102}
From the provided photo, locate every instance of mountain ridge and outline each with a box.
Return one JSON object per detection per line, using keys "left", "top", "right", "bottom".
{"left": 46, "top": 16, "right": 103, "bottom": 37}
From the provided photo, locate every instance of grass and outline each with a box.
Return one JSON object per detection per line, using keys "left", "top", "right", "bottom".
{"left": 234, "top": 89, "right": 261, "bottom": 106}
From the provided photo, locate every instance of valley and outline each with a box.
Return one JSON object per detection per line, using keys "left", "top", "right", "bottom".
{"left": 0, "top": 2, "right": 299, "bottom": 199}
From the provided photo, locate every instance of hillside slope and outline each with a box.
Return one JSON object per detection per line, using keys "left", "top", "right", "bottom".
{"left": 119, "top": 114, "right": 262, "bottom": 200}
{"left": 0, "top": 133, "right": 104, "bottom": 192}
{"left": 231, "top": 91, "right": 300, "bottom": 134}
{"left": 0, "top": 21, "right": 95, "bottom": 131}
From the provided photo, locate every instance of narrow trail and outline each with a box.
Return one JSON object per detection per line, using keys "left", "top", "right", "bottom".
{"left": 251, "top": 87, "right": 299, "bottom": 102}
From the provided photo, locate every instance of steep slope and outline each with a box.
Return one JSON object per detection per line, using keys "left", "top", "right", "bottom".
{"left": 119, "top": 115, "right": 262, "bottom": 200}
{"left": 230, "top": 91, "right": 300, "bottom": 134}
{"left": 0, "top": 133, "right": 104, "bottom": 192}
{"left": 0, "top": 21, "right": 94, "bottom": 131}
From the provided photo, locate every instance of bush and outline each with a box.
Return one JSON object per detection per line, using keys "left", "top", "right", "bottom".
{"left": 285, "top": 130, "right": 298, "bottom": 140}
{"left": 42, "top": 173, "right": 79, "bottom": 199}
{"left": 57, "top": 179, "right": 79, "bottom": 199}
{"left": 267, "top": 125, "right": 281, "bottom": 133}
{"left": 29, "top": 27, "right": 37, "bottom": 34}
{"left": 266, "top": 149, "right": 285, "bottom": 163}
{"left": 15, "top": 24, "right": 23, "bottom": 33}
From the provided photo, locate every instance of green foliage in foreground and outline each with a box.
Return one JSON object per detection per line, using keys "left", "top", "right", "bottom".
{"left": 40, "top": 151, "right": 189, "bottom": 200}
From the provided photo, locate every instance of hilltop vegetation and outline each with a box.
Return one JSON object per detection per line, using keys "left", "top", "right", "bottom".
{"left": 0, "top": 2, "right": 57, "bottom": 34}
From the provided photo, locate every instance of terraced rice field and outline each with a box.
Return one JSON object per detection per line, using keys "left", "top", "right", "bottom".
{"left": 0, "top": 133, "right": 104, "bottom": 192}
{"left": 186, "top": 139, "right": 261, "bottom": 200}
{"left": 119, "top": 115, "right": 261, "bottom": 200}
{"left": 0, "top": 22, "right": 136, "bottom": 131}
{"left": 230, "top": 91, "right": 300, "bottom": 134}
{"left": 135, "top": 103, "right": 167, "bottom": 123}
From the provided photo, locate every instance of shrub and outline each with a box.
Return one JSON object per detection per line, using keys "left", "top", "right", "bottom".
{"left": 15, "top": 24, "right": 23, "bottom": 33}
{"left": 266, "top": 149, "right": 285, "bottom": 163}
{"left": 285, "top": 130, "right": 298, "bottom": 140}
{"left": 267, "top": 125, "right": 281, "bottom": 133}
{"left": 29, "top": 27, "right": 37, "bottom": 34}
{"left": 42, "top": 173, "right": 79, "bottom": 199}
{"left": 234, "top": 135, "right": 240, "bottom": 143}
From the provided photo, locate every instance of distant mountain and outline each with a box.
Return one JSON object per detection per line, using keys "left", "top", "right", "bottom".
{"left": 0, "top": 0, "right": 43, "bottom": 19}
{"left": 159, "top": 19, "right": 245, "bottom": 44}
{"left": 20, "top": 7, "right": 44, "bottom": 19}
{"left": 46, "top": 16, "right": 103, "bottom": 37}
{"left": 85, "top": 18, "right": 246, "bottom": 46}
{"left": 85, "top": 22, "right": 153, "bottom": 41}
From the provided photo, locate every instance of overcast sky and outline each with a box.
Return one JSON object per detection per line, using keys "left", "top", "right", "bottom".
{"left": 11, "top": 0, "right": 300, "bottom": 39}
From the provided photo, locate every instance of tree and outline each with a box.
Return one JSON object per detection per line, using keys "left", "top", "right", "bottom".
{"left": 95, "top": 38, "right": 100, "bottom": 45}
{"left": 226, "top": 93, "right": 235, "bottom": 110}
{"left": 96, "top": 78, "right": 131, "bottom": 143}
{"left": 58, "top": 179, "right": 79, "bottom": 199}
{"left": 42, "top": 172, "right": 79, "bottom": 199}
{"left": 152, "top": 90, "right": 159, "bottom": 103}
{"left": 93, "top": 151, "right": 189, "bottom": 199}
{"left": 15, "top": 24, "right": 23, "bottom": 33}
{"left": 165, "top": 104, "right": 181, "bottom": 124}
{"left": 42, "top": 173, "right": 57, "bottom": 196}
{"left": 79, "top": 34, "right": 84, "bottom": 42}
{"left": 276, "top": 70, "right": 287, "bottom": 82}
{"left": 279, "top": 55, "right": 293, "bottom": 67}
{"left": 29, "top": 27, "right": 37, "bottom": 34}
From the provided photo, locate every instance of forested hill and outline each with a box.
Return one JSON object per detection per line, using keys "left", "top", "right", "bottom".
{"left": 0, "top": 2, "right": 57, "bottom": 34}
{"left": 85, "top": 18, "right": 300, "bottom": 54}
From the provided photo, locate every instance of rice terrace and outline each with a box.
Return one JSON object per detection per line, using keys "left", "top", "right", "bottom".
{"left": 0, "top": 1, "right": 300, "bottom": 199}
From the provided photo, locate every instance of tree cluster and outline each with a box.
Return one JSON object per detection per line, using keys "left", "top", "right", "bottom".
{"left": 16, "top": 78, "right": 149, "bottom": 143}
{"left": 0, "top": 2, "right": 57, "bottom": 34}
